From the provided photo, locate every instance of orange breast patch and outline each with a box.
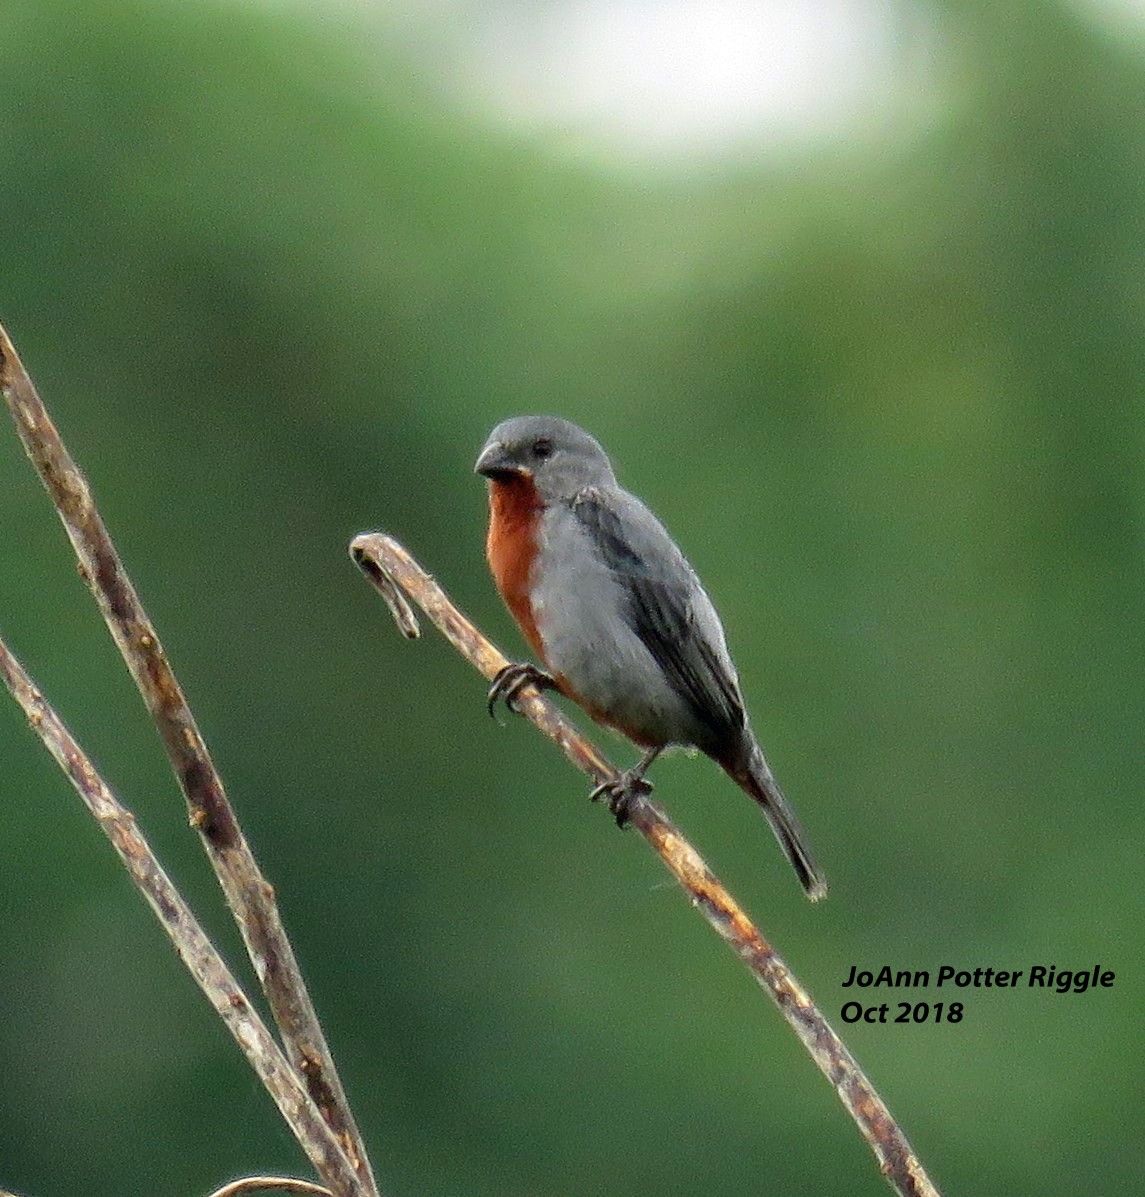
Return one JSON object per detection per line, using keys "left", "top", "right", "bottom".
{"left": 486, "top": 474, "right": 546, "bottom": 660}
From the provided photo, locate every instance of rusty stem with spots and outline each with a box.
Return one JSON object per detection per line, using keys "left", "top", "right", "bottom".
{"left": 0, "top": 323, "right": 376, "bottom": 1197}
{"left": 0, "top": 637, "right": 354, "bottom": 1197}
{"left": 351, "top": 532, "right": 943, "bottom": 1197}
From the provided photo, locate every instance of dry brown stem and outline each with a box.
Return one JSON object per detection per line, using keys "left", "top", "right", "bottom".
{"left": 0, "top": 638, "right": 360, "bottom": 1197}
{"left": 351, "top": 531, "right": 942, "bottom": 1197}
{"left": 0, "top": 323, "right": 375, "bottom": 1197}
{"left": 204, "top": 1178, "right": 333, "bottom": 1197}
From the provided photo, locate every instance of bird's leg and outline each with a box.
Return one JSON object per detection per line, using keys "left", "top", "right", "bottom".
{"left": 487, "top": 661, "right": 556, "bottom": 718}
{"left": 590, "top": 747, "right": 663, "bottom": 827}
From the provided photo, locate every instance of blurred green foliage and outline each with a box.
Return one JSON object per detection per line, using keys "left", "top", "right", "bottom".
{"left": 2, "top": 1, "right": 1142, "bottom": 1194}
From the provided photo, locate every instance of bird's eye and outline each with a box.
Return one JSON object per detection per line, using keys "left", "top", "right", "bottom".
{"left": 532, "top": 437, "right": 553, "bottom": 459}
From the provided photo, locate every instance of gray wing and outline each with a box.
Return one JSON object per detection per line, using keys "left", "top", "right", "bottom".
{"left": 571, "top": 486, "right": 746, "bottom": 743}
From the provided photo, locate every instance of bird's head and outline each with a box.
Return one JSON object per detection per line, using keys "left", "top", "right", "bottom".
{"left": 475, "top": 416, "right": 616, "bottom": 502}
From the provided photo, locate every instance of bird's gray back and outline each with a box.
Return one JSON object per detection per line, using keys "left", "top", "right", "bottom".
{"left": 532, "top": 484, "right": 747, "bottom": 756}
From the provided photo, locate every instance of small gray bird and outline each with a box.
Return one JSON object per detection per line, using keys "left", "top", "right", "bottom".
{"left": 475, "top": 415, "right": 827, "bottom": 901}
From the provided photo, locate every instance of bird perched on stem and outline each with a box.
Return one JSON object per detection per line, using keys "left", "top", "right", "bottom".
{"left": 475, "top": 415, "right": 827, "bottom": 901}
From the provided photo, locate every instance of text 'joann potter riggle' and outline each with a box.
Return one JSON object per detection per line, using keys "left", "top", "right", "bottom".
{"left": 841, "top": 964, "right": 1116, "bottom": 994}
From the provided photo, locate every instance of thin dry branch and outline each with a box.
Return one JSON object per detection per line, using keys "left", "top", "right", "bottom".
{"left": 205, "top": 1179, "right": 333, "bottom": 1197}
{"left": 0, "top": 637, "right": 361, "bottom": 1197}
{"left": 0, "top": 324, "right": 376, "bottom": 1197}
{"left": 351, "top": 532, "right": 942, "bottom": 1197}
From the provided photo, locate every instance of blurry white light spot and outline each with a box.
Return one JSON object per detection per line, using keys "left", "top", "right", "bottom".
{"left": 1070, "top": 0, "right": 1145, "bottom": 39}
{"left": 449, "top": 0, "right": 936, "bottom": 159}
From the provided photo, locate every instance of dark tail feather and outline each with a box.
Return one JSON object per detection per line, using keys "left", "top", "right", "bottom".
{"left": 724, "top": 745, "right": 828, "bottom": 902}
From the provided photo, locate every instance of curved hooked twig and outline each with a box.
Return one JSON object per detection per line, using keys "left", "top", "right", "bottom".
{"left": 350, "top": 531, "right": 941, "bottom": 1197}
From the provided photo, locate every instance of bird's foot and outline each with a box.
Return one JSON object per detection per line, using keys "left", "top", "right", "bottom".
{"left": 487, "top": 662, "right": 555, "bottom": 718}
{"left": 589, "top": 770, "right": 654, "bottom": 828}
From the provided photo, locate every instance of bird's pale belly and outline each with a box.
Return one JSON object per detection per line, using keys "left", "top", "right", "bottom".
{"left": 532, "top": 577, "right": 709, "bottom": 751}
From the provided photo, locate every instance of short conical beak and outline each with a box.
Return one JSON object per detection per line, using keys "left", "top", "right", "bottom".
{"left": 475, "top": 440, "right": 520, "bottom": 479}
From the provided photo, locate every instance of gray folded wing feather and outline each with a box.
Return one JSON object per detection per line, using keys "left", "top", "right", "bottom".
{"left": 570, "top": 487, "right": 746, "bottom": 743}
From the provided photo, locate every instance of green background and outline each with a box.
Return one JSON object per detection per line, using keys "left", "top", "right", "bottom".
{"left": 1, "top": 2, "right": 1141, "bottom": 1194}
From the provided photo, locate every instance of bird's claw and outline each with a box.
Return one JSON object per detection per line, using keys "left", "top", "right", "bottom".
{"left": 487, "top": 662, "right": 555, "bottom": 718}
{"left": 589, "top": 771, "right": 654, "bottom": 827}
